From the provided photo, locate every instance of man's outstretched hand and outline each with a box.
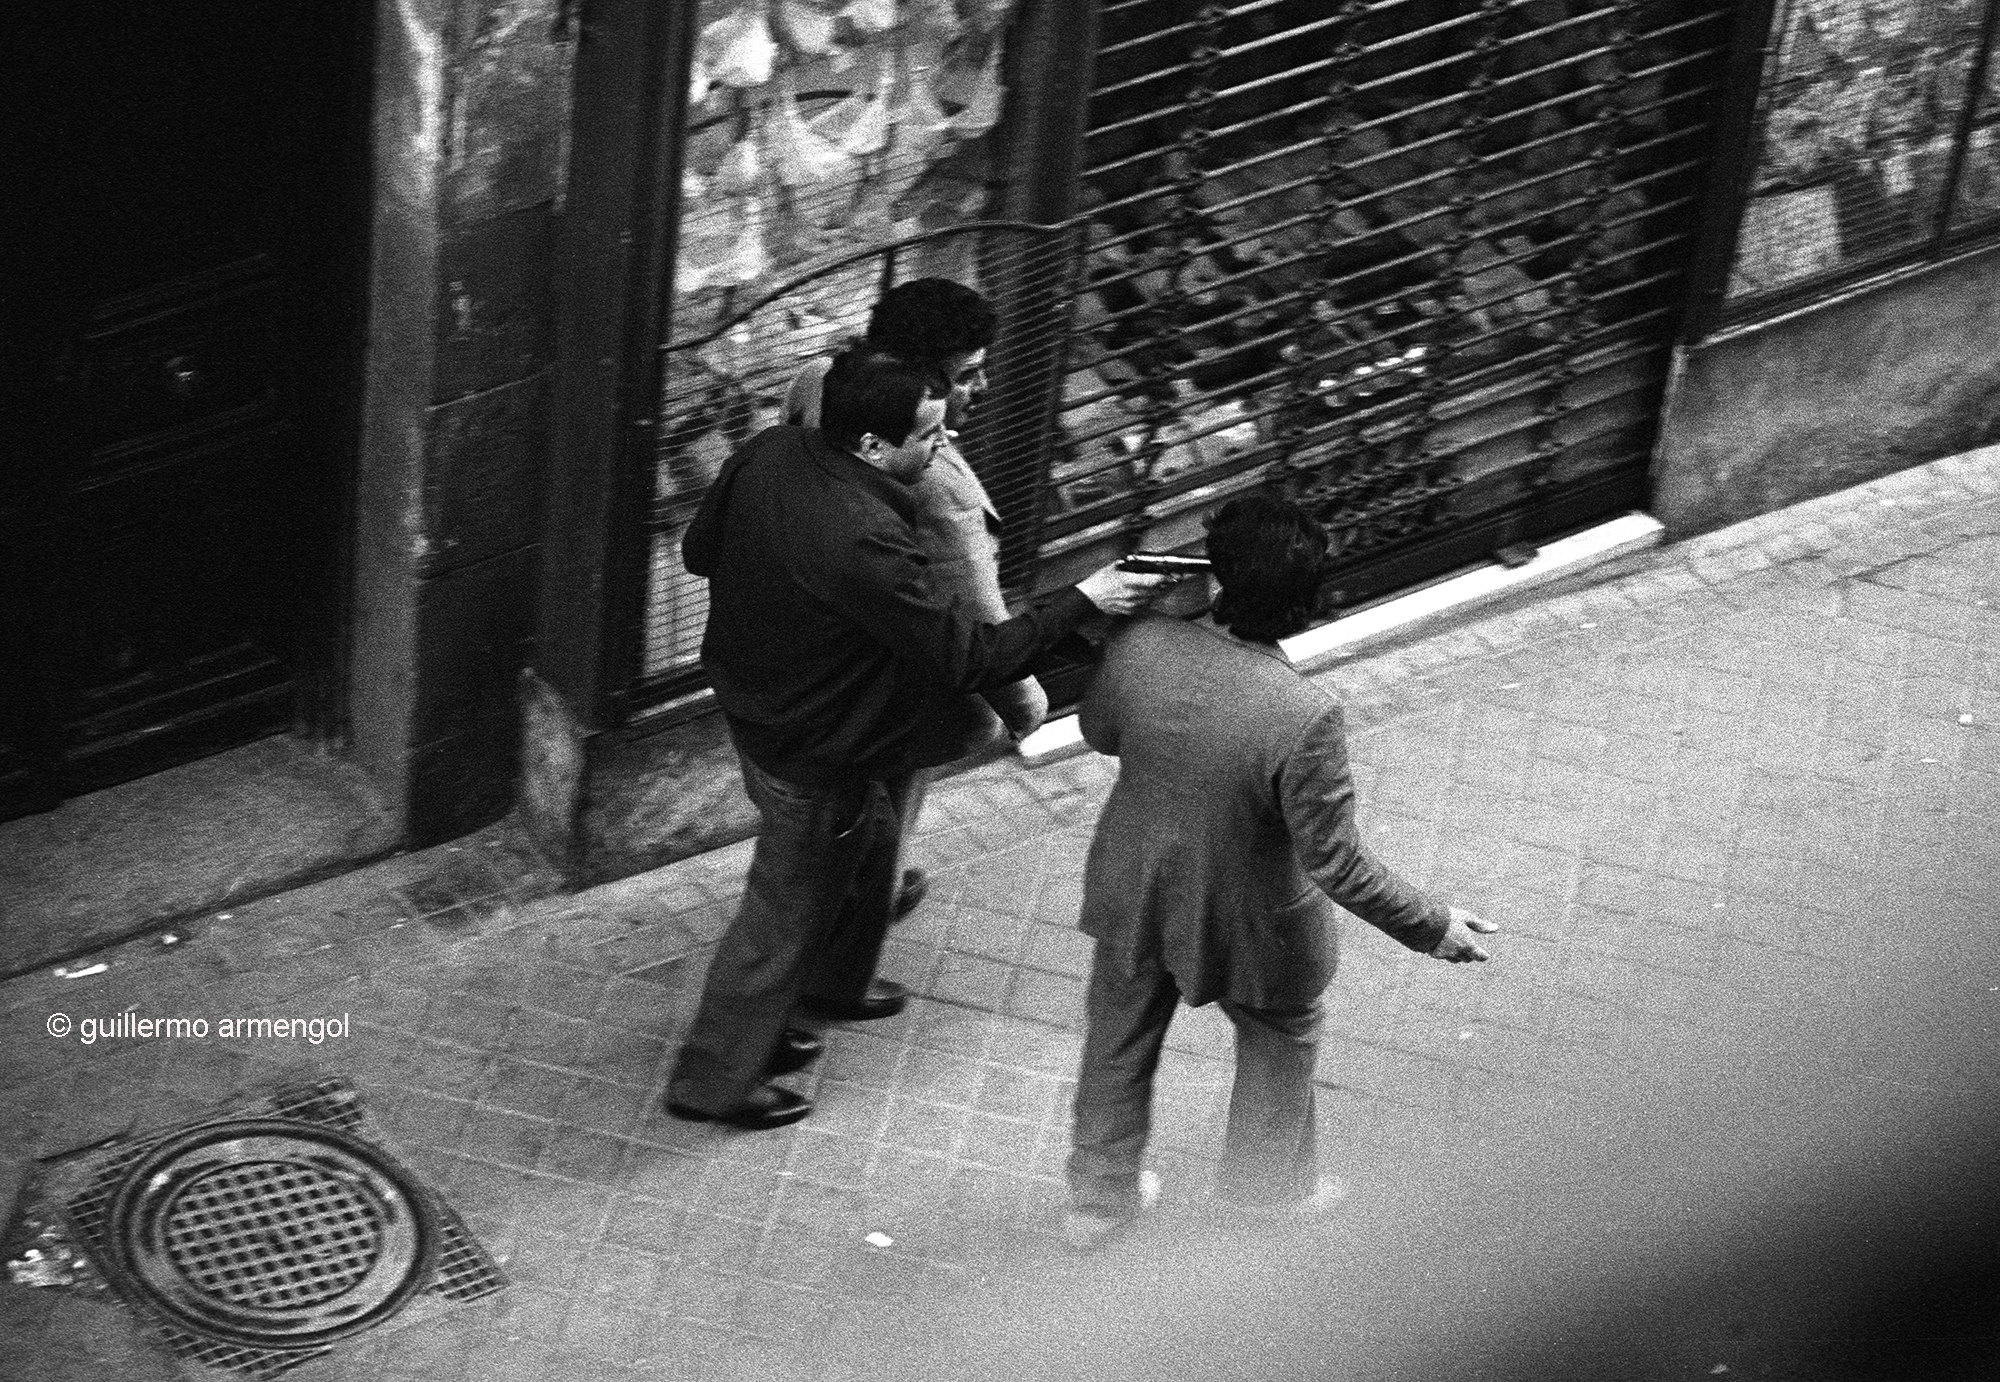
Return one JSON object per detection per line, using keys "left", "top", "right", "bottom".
{"left": 1431, "top": 906, "right": 1498, "bottom": 963}
{"left": 1076, "top": 564, "right": 1176, "bottom": 616}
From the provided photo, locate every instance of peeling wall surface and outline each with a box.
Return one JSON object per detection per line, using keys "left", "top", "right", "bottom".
{"left": 447, "top": 0, "right": 574, "bottom": 224}
{"left": 1651, "top": 247, "right": 2000, "bottom": 536}
{"left": 577, "top": 713, "right": 758, "bottom": 887}
{"left": 516, "top": 667, "right": 587, "bottom": 874}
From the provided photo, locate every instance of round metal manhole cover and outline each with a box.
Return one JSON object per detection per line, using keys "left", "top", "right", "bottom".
{"left": 162, "top": 1160, "right": 386, "bottom": 1308}
{"left": 103, "top": 1119, "right": 438, "bottom": 1348}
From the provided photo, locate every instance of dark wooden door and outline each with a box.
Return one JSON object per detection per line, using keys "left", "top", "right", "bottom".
{"left": 3, "top": 2, "right": 372, "bottom": 820}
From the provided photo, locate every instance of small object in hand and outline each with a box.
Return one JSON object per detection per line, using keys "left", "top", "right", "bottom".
{"left": 1116, "top": 553, "right": 1212, "bottom": 575}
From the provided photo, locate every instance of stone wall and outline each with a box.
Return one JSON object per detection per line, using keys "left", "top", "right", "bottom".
{"left": 351, "top": 0, "right": 575, "bottom": 846}
{"left": 1651, "top": 246, "right": 2000, "bottom": 536}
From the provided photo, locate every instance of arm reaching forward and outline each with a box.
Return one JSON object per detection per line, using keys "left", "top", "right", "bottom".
{"left": 1280, "top": 706, "right": 1499, "bottom": 963}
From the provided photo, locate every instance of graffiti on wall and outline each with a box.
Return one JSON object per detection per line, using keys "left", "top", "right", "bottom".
{"left": 672, "top": 1, "right": 1020, "bottom": 342}
{"left": 1727, "top": 0, "right": 1999, "bottom": 299}
{"left": 659, "top": 1, "right": 1022, "bottom": 492}
{"left": 646, "top": 1, "right": 1026, "bottom": 680}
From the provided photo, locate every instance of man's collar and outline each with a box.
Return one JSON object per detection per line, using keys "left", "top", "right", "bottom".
{"left": 1193, "top": 613, "right": 1293, "bottom": 665}
{"left": 804, "top": 426, "right": 874, "bottom": 476}
{"left": 803, "top": 427, "right": 915, "bottom": 518}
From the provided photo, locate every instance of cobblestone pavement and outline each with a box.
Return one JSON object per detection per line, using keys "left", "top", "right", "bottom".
{"left": 4, "top": 446, "right": 1999, "bottom": 1382}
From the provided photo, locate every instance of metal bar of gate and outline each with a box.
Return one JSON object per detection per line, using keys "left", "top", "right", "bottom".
{"left": 1045, "top": 0, "right": 1737, "bottom": 605}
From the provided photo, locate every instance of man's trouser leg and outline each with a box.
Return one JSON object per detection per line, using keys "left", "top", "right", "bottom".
{"left": 801, "top": 768, "right": 916, "bottom": 1007}
{"left": 1066, "top": 941, "right": 1179, "bottom": 1217}
{"left": 885, "top": 770, "right": 931, "bottom": 918}
{"left": 666, "top": 751, "right": 869, "bottom": 1115}
{"left": 1214, "top": 998, "right": 1323, "bottom": 1206}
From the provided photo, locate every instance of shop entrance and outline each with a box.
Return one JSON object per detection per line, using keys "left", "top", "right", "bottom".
{"left": 2, "top": 2, "right": 372, "bottom": 821}
{"left": 622, "top": 0, "right": 1745, "bottom": 717}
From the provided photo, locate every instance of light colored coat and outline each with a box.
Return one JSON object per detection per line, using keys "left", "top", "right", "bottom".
{"left": 1078, "top": 615, "right": 1449, "bottom": 1009}
{"left": 784, "top": 358, "right": 1047, "bottom": 757}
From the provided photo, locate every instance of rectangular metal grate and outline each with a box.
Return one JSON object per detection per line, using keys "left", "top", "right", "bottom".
{"left": 53, "top": 1078, "right": 504, "bottom": 1378}
{"left": 62, "top": 1140, "right": 331, "bottom": 1379}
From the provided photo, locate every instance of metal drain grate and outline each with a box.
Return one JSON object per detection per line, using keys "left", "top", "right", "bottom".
{"left": 163, "top": 1160, "right": 386, "bottom": 1309}
{"left": 44, "top": 1079, "right": 506, "bottom": 1378}
{"left": 102, "top": 1119, "right": 436, "bottom": 1351}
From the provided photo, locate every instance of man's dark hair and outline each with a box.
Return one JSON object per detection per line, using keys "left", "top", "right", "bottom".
{"left": 818, "top": 348, "right": 942, "bottom": 452}
{"left": 865, "top": 278, "right": 998, "bottom": 370}
{"left": 1204, "top": 493, "right": 1330, "bottom": 643}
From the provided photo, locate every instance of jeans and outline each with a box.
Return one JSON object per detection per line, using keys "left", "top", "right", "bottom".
{"left": 1068, "top": 939, "right": 1324, "bottom": 1214}
{"left": 665, "top": 743, "right": 914, "bottom": 1114}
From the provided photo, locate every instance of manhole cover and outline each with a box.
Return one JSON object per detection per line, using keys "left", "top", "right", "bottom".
{"left": 101, "top": 1119, "right": 438, "bottom": 1350}
{"left": 163, "top": 1160, "right": 385, "bottom": 1307}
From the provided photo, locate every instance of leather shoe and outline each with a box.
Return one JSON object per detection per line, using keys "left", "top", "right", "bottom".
{"left": 763, "top": 1027, "right": 822, "bottom": 1077}
{"left": 892, "top": 868, "right": 929, "bottom": 920}
{"left": 797, "top": 978, "right": 908, "bottom": 1022}
{"left": 664, "top": 1084, "right": 813, "bottom": 1131}
{"left": 1061, "top": 1170, "right": 1162, "bottom": 1252}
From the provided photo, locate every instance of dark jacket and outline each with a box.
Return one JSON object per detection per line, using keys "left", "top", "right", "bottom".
{"left": 784, "top": 356, "right": 1047, "bottom": 744}
{"left": 1079, "top": 615, "right": 1450, "bottom": 1008}
{"left": 683, "top": 424, "right": 1094, "bottom": 787}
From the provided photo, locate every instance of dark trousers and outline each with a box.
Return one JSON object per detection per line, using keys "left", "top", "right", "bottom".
{"left": 665, "top": 744, "right": 914, "bottom": 1114}
{"left": 1067, "top": 939, "right": 1324, "bottom": 1214}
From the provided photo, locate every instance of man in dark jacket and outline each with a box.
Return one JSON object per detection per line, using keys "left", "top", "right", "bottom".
{"left": 665, "top": 348, "right": 1169, "bottom": 1130}
{"left": 1063, "top": 493, "right": 1498, "bottom": 1246}
{"left": 785, "top": 279, "right": 1047, "bottom": 921}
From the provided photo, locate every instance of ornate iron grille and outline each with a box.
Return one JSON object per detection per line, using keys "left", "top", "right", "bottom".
{"left": 636, "top": 221, "right": 1079, "bottom": 708}
{"left": 1720, "top": 0, "right": 2000, "bottom": 315}
{"left": 1044, "top": 0, "right": 1737, "bottom": 604}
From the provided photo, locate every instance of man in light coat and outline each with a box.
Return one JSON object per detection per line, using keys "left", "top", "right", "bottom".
{"left": 1064, "top": 493, "right": 1497, "bottom": 1246}
{"left": 785, "top": 278, "right": 1048, "bottom": 921}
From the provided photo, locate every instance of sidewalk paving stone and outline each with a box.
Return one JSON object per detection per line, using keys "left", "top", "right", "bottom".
{"left": 5, "top": 448, "right": 2000, "bottom": 1380}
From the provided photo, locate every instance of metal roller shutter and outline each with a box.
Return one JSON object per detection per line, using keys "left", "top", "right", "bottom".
{"left": 1036, "top": 0, "right": 1739, "bottom": 605}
